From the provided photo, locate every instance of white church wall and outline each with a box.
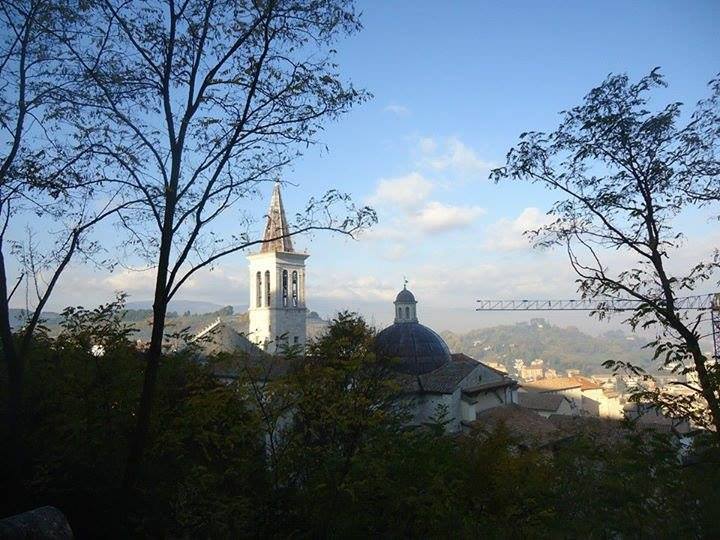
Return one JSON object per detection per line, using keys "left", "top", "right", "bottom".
{"left": 247, "top": 250, "right": 309, "bottom": 354}
{"left": 473, "top": 391, "right": 506, "bottom": 413}
{"left": 409, "top": 393, "right": 455, "bottom": 429}
{"left": 461, "top": 398, "right": 477, "bottom": 423}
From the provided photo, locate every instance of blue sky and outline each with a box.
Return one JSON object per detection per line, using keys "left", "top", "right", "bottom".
{"left": 24, "top": 0, "right": 720, "bottom": 333}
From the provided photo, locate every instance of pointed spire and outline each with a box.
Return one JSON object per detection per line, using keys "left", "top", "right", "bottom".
{"left": 261, "top": 182, "right": 294, "bottom": 253}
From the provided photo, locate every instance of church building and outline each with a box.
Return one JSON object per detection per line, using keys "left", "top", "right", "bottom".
{"left": 205, "top": 183, "right": 518, "bottom": 433}
{"left": 247, "top": 183, "right": 308, "bottom": 353}
{"left": 376, "top": 286, "right": 518, "bottom": 432}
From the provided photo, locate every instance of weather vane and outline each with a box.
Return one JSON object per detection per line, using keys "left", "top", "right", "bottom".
{"left": 403, "top": 276, "right": 408, "bottom": 289}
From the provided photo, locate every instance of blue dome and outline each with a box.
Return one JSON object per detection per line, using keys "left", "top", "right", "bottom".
{"left": 395, "top": 288, "right": 416, "bottom": 303}
{"left": 375, "top": 322, "right": 451, "bottom": 375}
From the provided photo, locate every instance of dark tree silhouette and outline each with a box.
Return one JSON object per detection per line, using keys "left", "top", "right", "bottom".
{"left": 492, "top": 69, "right": 720, "bottom": 437}
{"left": 0, "top": 0, "right": 134, "bottom": 484}
{"left": 58, "top": 0, "right": 375, "bottom": 486}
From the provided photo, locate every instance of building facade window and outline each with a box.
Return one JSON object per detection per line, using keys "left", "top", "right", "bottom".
{"left": 398, "top": 307, "right": 402, "bottom": 318}
{"left": 292, "top": 271, "right": 298, "bottom": 307}
{"left": 282, "top": 269, "right": 288, "bottom": 307}
{"left": 265, "top": 270, "right": 271, "bottom": 306}
{"left": 256, "top": 272, "right": 262, "bottom": 308}
{"left": 405, "top": 306, "right": 410, "bottom": 318}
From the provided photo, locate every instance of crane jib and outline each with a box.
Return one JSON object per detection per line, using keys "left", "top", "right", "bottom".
{"left": 475, "top": 294, "right": 719, "bottom": 312}
{"left": 475, "top": 293, "right": 720, "bottom": 359}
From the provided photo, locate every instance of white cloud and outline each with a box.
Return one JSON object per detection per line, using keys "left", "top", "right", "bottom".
{"left": 364, "top": 170, "right": 485, "bottom": 243}
{"left": 317, "top": 274, "right": 397, "bottom": 303}
{"left": 307, "top": 257, "right": 580, "bottom": 331}
{"left": 367, "top": 172, "right": 434, "bottom": 209}
{"left": 105, "top": 268, "right": 156, "bottom": 294}
{"left": 409, "top": 201, "right": 485, "bottom": 233}
{"left": 484, "top": 207, "right": 554, "bottom": 251}
{"left": 418, "top": 136, "right": 496, "bottom": 177}
{"left": 383, "top": 104, "right": 410, "bottom": 116}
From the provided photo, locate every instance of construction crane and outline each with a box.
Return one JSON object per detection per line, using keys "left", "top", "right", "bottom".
{"left": 476, "top": 293, "right": 720, "bottom": 359}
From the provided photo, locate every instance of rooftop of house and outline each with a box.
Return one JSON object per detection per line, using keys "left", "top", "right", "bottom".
{"left": 463, "top": 404, "right": 563, "bottom": 448}
{"left": 517, "top": 392, "right": 567, "bottom": 412}
{"left": 384, "top": 352, "right": 518, "bottom": 396}
{"left": 192, "top": 321, "right": 265, "bottom": 358}
{"left": 394, "top": 353, "right": 478, "bottom": 394}
{"left": 522, "top": 376, "right": 601, "bottom": 393}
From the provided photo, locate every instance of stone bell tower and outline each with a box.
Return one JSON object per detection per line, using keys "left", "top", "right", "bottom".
{"left": 248, "top": 183, "right": 308, "bottom": 353}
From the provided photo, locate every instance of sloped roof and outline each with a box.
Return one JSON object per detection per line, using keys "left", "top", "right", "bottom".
{"left": 394, "top": 353, "right": 477, "bottom": 394}
{"left": 193, "top": 321, "right": 265, "bottom": 358}
{"left": 261, "top": 182, "right": 294, "bottom": 253}
{"left": 518, "top": 392, "right": 566, "bottom": 412}
{"left": 395, "top": 287, "right": 416, "bottom": 303}
{"left": 465, "top": 404, "right": 562, "bottom": 447}
{"left": 462, "top": 378, "right": 516, "bottom": 395}
{"left": 523, "top": 376, "right": 601, "bottom": 393}
{"left": 393, "top": 354, "right": 518, "bottom": 395}
{"left": 419, "top": 354, "right": 478, "bottom": 393}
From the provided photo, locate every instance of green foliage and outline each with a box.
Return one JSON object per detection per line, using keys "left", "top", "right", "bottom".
{"left": 551, "top": 429, "right": 711, "bottom": 538}
{"left": 1, "top": 307, "right": 718, "bottom": 537}
{"left": 491, "top": 69, "right": 720, "bottom": 435}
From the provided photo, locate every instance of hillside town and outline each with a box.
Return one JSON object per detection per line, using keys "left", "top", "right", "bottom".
{"left": 182, "top": 184, "right": 707, "bottom": 443}
{"left": 1, "top": 0, "right": 718, "bottom": 536}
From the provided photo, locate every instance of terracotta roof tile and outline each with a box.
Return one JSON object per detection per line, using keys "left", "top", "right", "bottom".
{"left": 522, "top": 376, "right": 601, "bottom": 392}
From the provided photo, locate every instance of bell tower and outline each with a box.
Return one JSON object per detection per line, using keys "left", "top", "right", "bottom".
{"left": 248, "top": 183, "right": 308, "bottom": 353}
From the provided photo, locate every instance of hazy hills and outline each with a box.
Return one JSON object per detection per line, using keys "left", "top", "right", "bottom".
{"left": 11, "top": 304, "right": 652, "bottom": 374}
{"left": 441, "top": 318, "right": 652, "bottom": 374}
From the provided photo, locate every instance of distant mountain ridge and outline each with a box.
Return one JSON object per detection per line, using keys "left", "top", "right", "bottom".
{"left": 125, "top": 300, "right": 245, "bottom": 314}
{"left": 441, "top": 318, "right": 652, "bottom": 374}
{"left": 10, "top": 305, "right": 650, "bottom": 373}
{"left": 8, "top": 308, "right": 62, "bottom": 329}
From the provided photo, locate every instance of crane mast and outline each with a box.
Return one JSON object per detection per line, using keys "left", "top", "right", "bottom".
{"left": 476, "top": 293, "right": 720, "bottom": 359}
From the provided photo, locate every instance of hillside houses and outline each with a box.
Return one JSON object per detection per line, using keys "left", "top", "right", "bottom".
{"left": 520, "top": 376, "right": 623, "bottom": 418}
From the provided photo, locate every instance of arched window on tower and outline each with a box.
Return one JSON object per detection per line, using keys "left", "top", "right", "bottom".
{"left": 265, "top": 270, "right": 271, "bottom": 306}
{"left": 282, "top": 270, "right": 288, "bottom": 307}
{"left": 405, "top": 306, "right": 410, "bottom": 318}
{"left": 292, "top": 271, "right": 298, "bottom": 307}
{"left": 398, "top": 307, "right": 402, "bottom": 318}
{"left": 256, "top": 272, "right": 262, "bottom": 308}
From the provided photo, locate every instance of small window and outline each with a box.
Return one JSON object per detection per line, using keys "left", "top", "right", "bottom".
{"left": 293, "top": 336, "right": 299, "bottom": 344}
{"left": 256, "top": 272, "right": 262, "bottom": 308}
{"left": 292, "top": 271, "right": 298, "bottom": 307}
{"left": 405, "top": 306, "right": 410, "bottom": 318}
{"left": 282, "top": 270, "right": 288, "bottom": 307}
{"left": 265, "top": 270, "right": 271, "bottom": 306}
{"left": 398, "top": 307, "right": 402, "bottom": 318}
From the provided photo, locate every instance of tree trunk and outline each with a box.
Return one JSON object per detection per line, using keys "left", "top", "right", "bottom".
{"left": 684, "top": 331, "right": 720, "bottom": 439}
{"left": 0, "top": 247, "right": 24, "bottom": 492}
{"left": 122, "top": 185, "right": 177, "bottom": 489}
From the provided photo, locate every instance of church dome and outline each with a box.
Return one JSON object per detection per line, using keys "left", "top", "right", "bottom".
{"left": 375, "top": 322, "right": 451, "bottom": 375}
{"left": 376, "top": 284, "right": 451, "bottom": 375}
